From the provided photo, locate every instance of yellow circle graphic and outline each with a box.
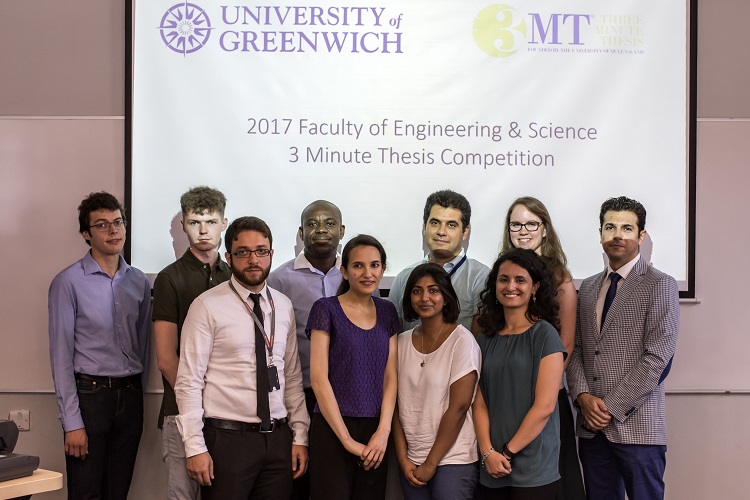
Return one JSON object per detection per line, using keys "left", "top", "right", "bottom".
{"left": 473, "top": 4, "right": 527, "bottom": 58}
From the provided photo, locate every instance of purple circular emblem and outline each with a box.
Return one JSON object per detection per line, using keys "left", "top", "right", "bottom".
{"left": 160, "top": 3, "right": 212, "bottom": 55}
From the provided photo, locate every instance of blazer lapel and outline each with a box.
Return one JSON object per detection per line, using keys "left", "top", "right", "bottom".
{"left": 601, "top": 257, "right": 647, "bottom": 334}
{"left": 590, "top": 270, "right": 607, "bottom": 337}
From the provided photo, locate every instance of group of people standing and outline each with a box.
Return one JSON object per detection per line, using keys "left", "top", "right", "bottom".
{"left": 48, "top": 186, "right": 679, "bottom": 500}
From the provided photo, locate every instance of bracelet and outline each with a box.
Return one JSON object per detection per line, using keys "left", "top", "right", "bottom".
{"left": 480, "top": 447, "right": 495, "bottom": 467}
{"left": 501, "top": 442, "right": 516, "bottom": 460}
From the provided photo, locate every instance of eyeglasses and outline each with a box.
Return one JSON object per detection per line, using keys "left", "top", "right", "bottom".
{"left": 509, "top": 221, "right": 542, "bottom": 232}
{"left": 231, "top": 248, "right": 271, "bottom": 259}
{"left": 90, "top": 219, "right": 127, "bottom": 232}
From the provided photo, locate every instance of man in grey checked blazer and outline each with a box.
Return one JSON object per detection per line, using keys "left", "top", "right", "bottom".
{"left": 567, "top": 196, "right": 679, "bottom": 500}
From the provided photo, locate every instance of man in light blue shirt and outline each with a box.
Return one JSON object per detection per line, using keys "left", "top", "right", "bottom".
{"left": 268, "top": 200, "right": 345, "bottom": 404}
{"left": 267, "top": 200, "right": 345, "bottom": 500}
{"left": 389, "top": 190, "right": 489, "bottom": 331}
{"left": 48, "top": 192, "right": 151, "bottom": 500}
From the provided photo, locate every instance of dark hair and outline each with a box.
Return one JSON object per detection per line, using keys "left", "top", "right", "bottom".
{"left": 402, "top": 263, "right": 460, "bottom": 323}
{"left": 501, "top": 196, "right": 570, "bottom": 286}
{"left": 78, "top": 192, "right": 125, "bottom": 245}
{"left": 599, "top": 196, "right": 647, "bottom": 233}
{"left": 337, "top": 234, "right": 386, "bottom": 295}
{"left": 422, "top": 190, "right": 471, "bottom": 230}
{"left": 477, "top": 248, "right": 559, "bottom": 334}
{"left": 224, "top": 216, "right": 273, "bottom": 253}
{"left": 180, "top": 186, "right": 227, "bottom": 217}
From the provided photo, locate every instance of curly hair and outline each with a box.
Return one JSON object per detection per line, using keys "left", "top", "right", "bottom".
{"left": 180, "top": 186, "right": 227, "bottom": 217}
{"left": 477, "top": 248, "right": 560, "bottom": 335}
{"left": 501, "top": 196, "right": 570, "bottom": 286}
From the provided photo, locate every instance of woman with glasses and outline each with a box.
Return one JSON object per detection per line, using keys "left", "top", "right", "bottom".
{"left": 473, "top": 248, "right": 566, "bottom": 499}
{"left": 307, "top": 234, "right": 400, "bottom": 500}
{"left": 499, "top": 197, "right": 585, "bottom": 500}
{"left": 392, "top": 263, "right": 481, "bottom": 500}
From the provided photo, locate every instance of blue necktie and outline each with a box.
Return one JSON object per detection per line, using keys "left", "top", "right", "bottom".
{"left": 601, "top": 272, "right": 621, "bottom": 329}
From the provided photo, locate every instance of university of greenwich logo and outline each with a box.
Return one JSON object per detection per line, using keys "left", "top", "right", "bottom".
{"left": 160, "top": 2, "right": 213, "bottom": 55}
{"left": 155, "top": 3, "right": 403, "bottom": 55}
{"left": 473, "top": 4, "right": 526, "bottom": 58}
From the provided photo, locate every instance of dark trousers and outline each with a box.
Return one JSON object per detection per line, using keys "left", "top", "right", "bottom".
{"left": 65, "top": 378, "right": 143, "bottom": 500}
{"left": 578, "top": 432, "right": 666, "bottom": 500}
{"left": 309, "top": 413, "right": 388, "bottom": 500}
{"left": 556, "top": 389, "right": 585, "bottom": 500}
{"left": 480, "top": 481, "right": 559, "bottom": 500}
{"left": 290, "top": 388, "right": 317, "bottom": 500}
{"left": 201, "top": 423, "right": 293, "bottom": 500}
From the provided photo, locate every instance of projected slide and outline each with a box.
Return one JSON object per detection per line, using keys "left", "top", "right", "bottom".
{"left": 132, "top": 0, "right": 689, "bottom": 286}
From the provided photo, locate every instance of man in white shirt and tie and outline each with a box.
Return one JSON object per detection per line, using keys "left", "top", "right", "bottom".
{"left": 175, "top": 216, "right": 309, "bottom": 500}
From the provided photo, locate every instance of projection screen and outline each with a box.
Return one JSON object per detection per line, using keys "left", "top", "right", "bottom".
{"left": 130, "top": 0, "right": 695, "bottom": 294}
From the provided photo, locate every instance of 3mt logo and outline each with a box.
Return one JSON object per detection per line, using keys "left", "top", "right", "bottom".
{"left": 160, "top": 3, "right": 212, "bottom": 55}
{"left": 473, "top": 4, "right": 526, "bottom": 58}
{"left": 473, "top": 4, "right": 591, "bottom": 57}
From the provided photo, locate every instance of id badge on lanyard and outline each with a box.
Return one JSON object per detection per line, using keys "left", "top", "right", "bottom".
{"left": 228, "top": 281, "right": 280, "bottom": 392}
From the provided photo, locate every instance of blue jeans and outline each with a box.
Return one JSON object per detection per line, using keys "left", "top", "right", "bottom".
{"left": 162, "top": 415, "right": 200, "bottom": 500}
{"left": 65, "top": 376, "right": 143, "bottom": 500}
{"left": 399, "top": 462, "right": 479, "bottom": 500}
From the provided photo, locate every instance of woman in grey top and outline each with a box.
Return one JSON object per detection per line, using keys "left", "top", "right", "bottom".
{"left": 472, "top": 248, "right": 566, "bottom": 499}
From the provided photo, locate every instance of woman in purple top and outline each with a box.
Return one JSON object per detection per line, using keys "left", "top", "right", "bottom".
{"left": 307, "top": 234, "right": 400, "bottom": 500}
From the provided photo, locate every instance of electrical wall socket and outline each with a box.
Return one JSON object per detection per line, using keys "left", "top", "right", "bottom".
{"left": 9, "top": 409, "right": 30, "bottom": 431}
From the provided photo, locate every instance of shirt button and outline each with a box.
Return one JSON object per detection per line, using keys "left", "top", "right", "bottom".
{"left": 593, "top": 376, "right": 598, "bottom": 381}
{"left": 595, "top": 350, "right": 600, "bottom": 355}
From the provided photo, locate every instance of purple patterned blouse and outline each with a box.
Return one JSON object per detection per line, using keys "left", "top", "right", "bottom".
{"left": 306, "top": 296, "right": 400, "bottom": 418}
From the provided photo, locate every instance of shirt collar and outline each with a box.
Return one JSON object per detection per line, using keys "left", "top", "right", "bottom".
{"left": 181, "top": 248, "right": 228, "bottom": 271}
{"left": 606, "top": 253, "right": 640, "bottom": 281}
{"left": 427, "top": 248, "right": 466, "bottom": 272}
{"left": 293, "top": 250, "right": 341, "bottom": 274}
{"left": 229, "top": 274, "right": 268, "bottom": 300}
{"left": 82, "top": 251, "right": 129, "bottom": 277}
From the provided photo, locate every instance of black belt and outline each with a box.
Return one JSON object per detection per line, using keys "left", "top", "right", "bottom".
{"left": 75, "top": 373, "right": 140, "bottom": 389}
{"left": 205, "top": 417, "right": 287, "bottom": 433}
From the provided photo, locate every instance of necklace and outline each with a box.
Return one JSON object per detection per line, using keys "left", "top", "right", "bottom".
{"left": 420, "top": 322, "right": 446, "bottom": 367}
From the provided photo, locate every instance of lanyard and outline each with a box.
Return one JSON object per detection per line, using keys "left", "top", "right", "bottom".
{"left": 447, "top": 254, "right": 467, "bottom": 277}
{"left": 228, "top": 281, "right": 276, "bottom": 360}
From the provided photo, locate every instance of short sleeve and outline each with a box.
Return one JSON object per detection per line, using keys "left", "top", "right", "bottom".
{"left": 306, "top": 297, "right": 332, "bottom": 339}
{"left": 379, "top": 299, "right": 402, "bottom": 336}
{"left": 152, "top": 272, "right": 179, "bottom": 323}
{"left": 476, "top": 332, "right": 489, "bottom": 355}
{"left": 539, "top": 321, "right": 566, "bottom": 360}
{"left": 449, "top": 328, "right": 481, "bottom": 385}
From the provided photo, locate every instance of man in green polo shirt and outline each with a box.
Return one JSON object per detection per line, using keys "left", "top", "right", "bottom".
{"left": 152, "top": 186, "right": 230, "bottom": 500}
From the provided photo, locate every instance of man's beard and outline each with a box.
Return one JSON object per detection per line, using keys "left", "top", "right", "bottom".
{"left": 231, "top": 262, "right": 270, "bottom": 289}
